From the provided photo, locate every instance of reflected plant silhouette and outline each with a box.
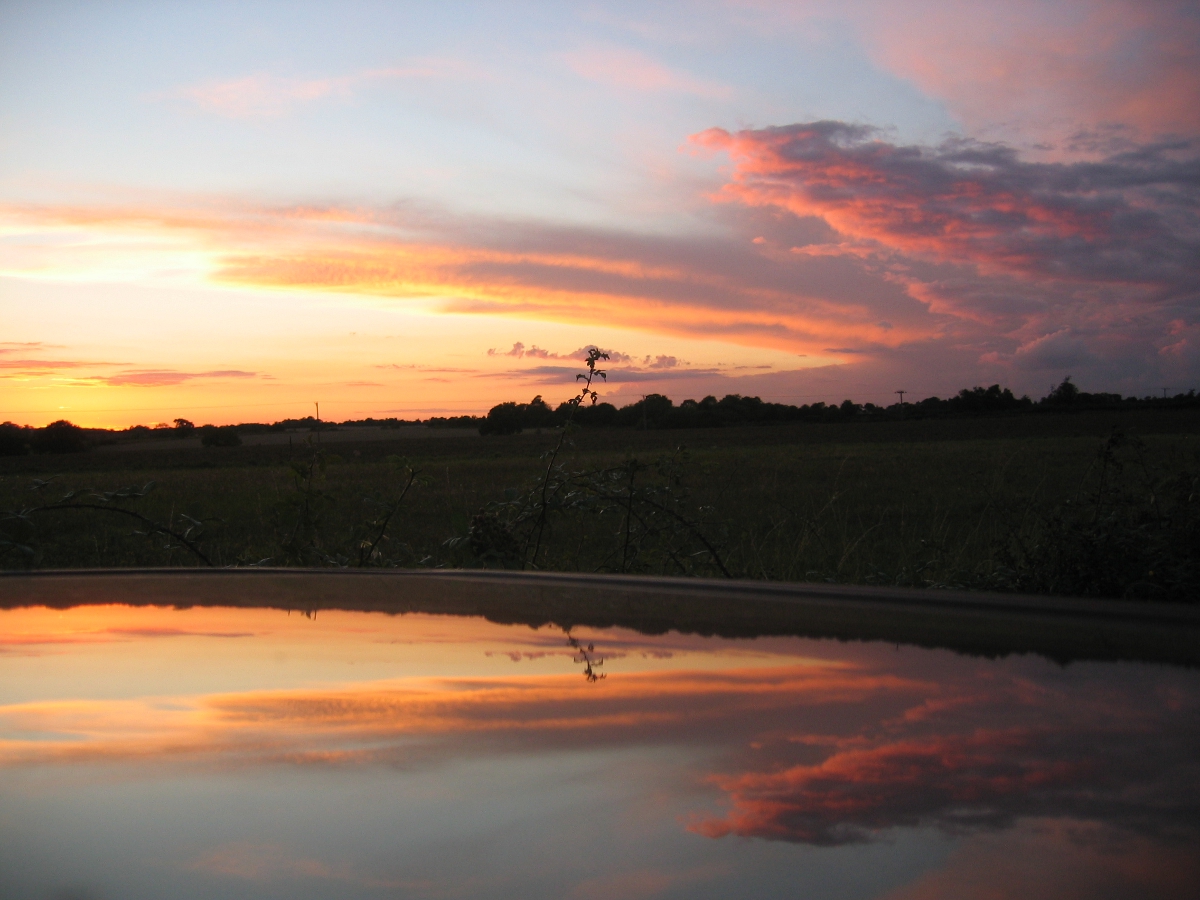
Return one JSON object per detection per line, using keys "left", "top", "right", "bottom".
{"left": 565, "top": 629, "right": 605, "bottom": 682}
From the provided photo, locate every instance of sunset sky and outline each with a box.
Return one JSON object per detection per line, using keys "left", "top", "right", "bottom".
{"left": 2, "top": 1, "right": 1198, "bottom": 427}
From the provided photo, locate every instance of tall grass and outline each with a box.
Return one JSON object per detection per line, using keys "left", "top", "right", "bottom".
{"left": 3, "top": 423, "right": 1197, "bottom": 600}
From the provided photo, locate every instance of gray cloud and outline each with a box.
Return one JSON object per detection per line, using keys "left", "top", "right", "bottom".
{"left": 487, "top": 343, "right": 634, "bottom": 363}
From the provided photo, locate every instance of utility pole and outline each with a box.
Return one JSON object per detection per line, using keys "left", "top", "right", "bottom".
{"left": 315, "top": 402, "right": 320, "bottom": 443}
{"left": 894, "top": 390, "right": 907, "bottom": 418}
{"left": 1162, "top": 387, "right": 1170, "bottom": 399}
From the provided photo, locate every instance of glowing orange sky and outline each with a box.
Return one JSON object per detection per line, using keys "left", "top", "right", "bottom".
{"left": 2, "top": 1, "right": 1197, "bottom": 427}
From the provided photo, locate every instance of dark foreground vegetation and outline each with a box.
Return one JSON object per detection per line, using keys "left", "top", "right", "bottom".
{"left": 2, "top": 369, "right": 1198, "bottom": 601}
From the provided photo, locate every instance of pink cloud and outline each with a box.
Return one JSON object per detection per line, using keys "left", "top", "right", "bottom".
{"left": 563, "top": 45, "right": 732, "bottom": 99}
{"left": 0, "top": 359, "right": 100, "bottom": 370}
{"left": 163, "top": 61, "right": 469, "bottom": 118}
{"left": 0, "top": 342, "right": 58, "bottom": 352}
{"left": 854, "top": 0, "right": 1200, "bottom": 144}
{"left": 102, "top": 369, "right": 258, "bottom": 387}
{"left": 175, "top": 74, "right": 343, "bottom": 118}
{"left": 692, "top": 120, "right": 1200, "bottom": 389}
{"left": 692, "top": 121, "right": 1198, "bottom": 289}
{"left": 6, "top": 171, "right": 1197, "bottom": 397}
{"left": 691, "top": 727, "right": 1090, "bottom": 845}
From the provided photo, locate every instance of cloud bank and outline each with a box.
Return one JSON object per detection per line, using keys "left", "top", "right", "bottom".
{"left": 694, "top": 121, "right": 1200, "bottom": 391}
{"left": 4, "top": 118, "right": 1198, "bottom": 398}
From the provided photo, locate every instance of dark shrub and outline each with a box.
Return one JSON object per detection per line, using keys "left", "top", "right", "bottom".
{"left": 991, "top": 431, "right": 1199, "bottom": 600}
{"left": 0, "top": 422, "right": 29, "bottom": 456}
{"left": 34, "top": 420, "right": 88, "bottom": 454}
{"left": 200, "top": 425, "right": 241, "bottom": 447}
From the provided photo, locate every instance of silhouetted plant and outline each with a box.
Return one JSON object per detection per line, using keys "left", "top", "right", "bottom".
{"left": 350, "top": 455, "right": 426, "bottom": 566}
{"left": 279, "top": 445, "right": 339, "bottom": 565}
{"left": 276, "top": 442, "right": 424, "bottom": 567}
{"left": 34, "top": 420, "right": 88, "bottom": 454}
{"left": 565, "top": 629, "right": 605, "bottom": 682}
{"left": 0, "top": 422, "right": 29, "bottom": 457}
{"left": 449, "top": 348, "right": 730, "bottom": 577}
{"left": 0, "top": 478, "right": 213, "bottom": 566}
{"left": 528, "top": 348, "right": 609, "bottom": 566}
{"left": 200, "top": 424, "right": 241, "bottom": 447}
{"left": 987, "top": 430, "right": 1199, "bottom": 599}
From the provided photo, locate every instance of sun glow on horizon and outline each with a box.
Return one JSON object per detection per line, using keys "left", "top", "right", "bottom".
{"left": 2, "top": 1, "right": 1198, "bottom": 427}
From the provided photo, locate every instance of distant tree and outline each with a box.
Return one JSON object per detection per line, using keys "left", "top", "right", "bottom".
{"left": 426, "top": 415, "right": 483, "bottom": 429}
{"left": 173, "top": 418, "right": 196, "bottom": 437}
{"left": 616, "top": 394, "right": 674, "bottom": 429}
{"left": 479, "top": 402, "right": 524, "bottom": 435}
{"left": 34, "top": 420, "right": 88, "bottom": 454}
{"left": 524, "top": 395, "right": 555, "bottom": 429}
{"left": 1046, "top": 376, "right": 1080, "bottom": 406}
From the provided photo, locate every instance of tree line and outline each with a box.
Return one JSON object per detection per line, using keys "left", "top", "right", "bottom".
{"left": 466, "top": 378, "right": 1200, "bottom": 435}
{"left": 2, "top": 378, "right": 1197, "bottom": 455}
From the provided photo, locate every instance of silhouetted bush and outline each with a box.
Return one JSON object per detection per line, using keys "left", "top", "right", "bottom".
{"left": 200, "top": 425, "right": 241, "bottom": 447}
{"left": 990, "top": 431, "right": 1199, "bottom": 600}
{"left": 0, "top": 422, "right": 30, "bottom": 456}
{"left": 34, "top": 420, "right": 88, "bottom": 454}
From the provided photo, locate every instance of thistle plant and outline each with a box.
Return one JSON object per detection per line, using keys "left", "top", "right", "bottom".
{"left": 451, "top": 347, "right": 730, "bottom": 577}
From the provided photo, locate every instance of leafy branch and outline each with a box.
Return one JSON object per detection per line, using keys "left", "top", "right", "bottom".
{"left": 1, "top": 479, "right": 214, "bottom": 566}
{"left": 526, "top": 347, "right": 609, "bottom": 568}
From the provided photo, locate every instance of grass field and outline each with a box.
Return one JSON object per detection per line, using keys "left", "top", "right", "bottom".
{"left": 3, "top": 408, "right": 1197, "bottom": 600}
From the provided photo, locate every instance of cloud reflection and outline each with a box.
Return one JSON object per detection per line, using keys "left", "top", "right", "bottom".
{"left": 0, "top": 663, "right": 918, "bottom": 766}
{"left": 3, "top": 635, "right": 1197, "bottom": 859}
{"left": 2, "top": 608, "right": 1198, "bottom": 872}
{"left": 692, "top": 665, "right": 1200, "bottom": 847}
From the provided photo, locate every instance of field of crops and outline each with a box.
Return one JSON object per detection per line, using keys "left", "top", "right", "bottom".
{"left": 3, "top": 408, "right": 1197, "bottom": 600}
